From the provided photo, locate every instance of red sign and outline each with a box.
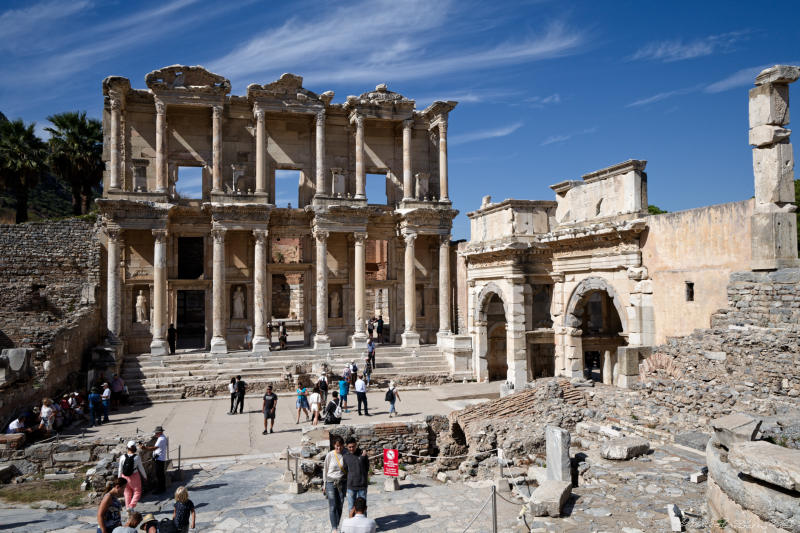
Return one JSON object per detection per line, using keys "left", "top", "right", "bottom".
{"left": 383, "top": 448, "right": 399, "bottom": 477}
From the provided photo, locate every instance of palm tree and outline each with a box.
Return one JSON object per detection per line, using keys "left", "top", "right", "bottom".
{"left": 46, "top": 112, "right": 103, "bottom": 215}
{"left": 0, "top": 119, "right": 47, "bottom": 223}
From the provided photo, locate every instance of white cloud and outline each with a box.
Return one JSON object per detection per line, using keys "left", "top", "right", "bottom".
{"left": 526, "top": 93, "right": 561, "bottom": 107}
{"left": 450, "top": 122, "right": 524, "bottom": 146}
{"left": 414, "top": 89, "right": 520, "bottom": 107}
{"left": 625, "top": 85, "right": 701, "bottom": 107}
{"left": 703, "top": 64, "right": 770, "bottom": 93}
{"left": 540, "top": 126, "right": 597, "bottom": 146}
{"left": 0, "top": 0, "right": 92, "bottom": 50}
{"left": 630, "top": 31, "right": 748, "bottom": 63}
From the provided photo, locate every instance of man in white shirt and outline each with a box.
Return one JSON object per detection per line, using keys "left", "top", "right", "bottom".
{"left": 6, "top": 415, "right": 31, "bottom": 435}
{"left": 101, "top": 383, "right": 112, "bottom": 422}
{"left": 354, "top": 375, "right": 369, "bottom": 416}
{"left": 341, "top": 497, "right": 376, "bottom": 533}
{"left": 142, "top": 426, "right": 169, "bottom": 494}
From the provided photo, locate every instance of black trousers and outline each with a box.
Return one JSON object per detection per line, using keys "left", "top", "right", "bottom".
{"left": 155, "top": 459, "right": 167, "bottom": 493}
{"left": 356, "top": 391, "right": 368, "bottom": 415}
{"left": 235, "top": 393, "right": 245, "bottom": 414}
{"left": 230, "top": 393, "right": 236, "bottom": 413}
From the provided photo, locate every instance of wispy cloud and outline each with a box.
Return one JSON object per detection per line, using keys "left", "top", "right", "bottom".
{"left": 0, "top": 0, "right": 92, "bottom": 51}
{"left": 629, "top": 31, "right": 748, "bottom": 62}
{"left": 525, "top": 93, "right": 561, "bottom": 107}
{"left": 540, "top": 127, "right": 596, "bottom": 146}
{"left": 450, "top": 122, "right": 524, "bottom": 146}
{"left": 703, "top": 64, "right": 770, "bottom": 93}
{"left": 625, "top": 86, "right": 699, "bottom": 107}
{"left": 414, "top": 89, "right": 521, "bottom": 107}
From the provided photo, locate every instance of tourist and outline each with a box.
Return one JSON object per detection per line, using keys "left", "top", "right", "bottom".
{"left": 88, "top": 387, "right": 103, "bottom": 426}
{"left": 69, "top": 392, "right": 85, "bottom": 420}
{"left": 349, "top": 361, "right": 358, "bottom": 387}
{"left": 318, "top": 373, "right": 329, "bottom": 404}
{"left": 245, "top": 324, "right": 253, "bottom": 350}
{"left": 141, "top": 426, "right": 168, "bottom": 494}
{"left": 267, "top": 319, "right": 274, "bottom": 350}
{"left": 227, "top": 377, "right": 237, "bottom": 414}
{"left": 111, "top": 374, "right": 125, "bottom": 410}
{"left": 39, "top": 398, "right": 55, "bottom": 434}
{"left": 52, "top": 399, "right": 65, "bottom": 430}
{"left": 354, "top": 374, "right": 369, "bottom": 416}
{"left": 295, "top": 384, "right": 310, "bottom": 424}
{"left": 118, "top": 440, "right": 147, "bottom": 513}
{"left": 96, "top": 477, "right": 127, "bottom": 533}
{"left": 376, "top": 316, "right": 384, "bottom": 344}
{"left": 167, "top": 324, "right": 177, "bottom": 355}
{"left": 6, "top": 415, "right": 32, "bottom": 435}
{"left": 279, "top": 321, "right": 288, "bottom": 350}
{"left": 324, "top": 391, "right": 342, "bottom": 425}
{"left": 341, "top": 497, "right": 376, "bottom": 533}
{"left": 367, "top": 318, "right": 374, "bottom": 340}
{"left": 362, "top": 355, "right": 372, "bottom": 387}
{"left": 112, "top": 511, "right": 141, "bottom": 533}
{"left": 338, "top": 377, "right": 349, "bottom": 413}
{"left": 309, "top": 384, "right": 322, "bottom": 426}
{"left": 234, "top": 375, "right": 246, "bottom": 414}
{"left": 322, "top": 435, "right": 347, "bottom": 532}
{"left": 262, "top": 384, "right": 278, "bottom": 434}
{"left": 60, "top": 394, "right": 73, "bottom": 424}
{"left": 343, "top": 438, "right": 370, "bottom": 515}
{"left": 138, "top": 513, "right": 158, "bottom": 533}
{"left": 101, "top": 382, "right": 112, "bottom": 422}
{"left": 172, "top": 485, "right": 196, "bottom": 533}
{"left": 385, "top": 381, "right": 400, "bottom": 418}
{"left": 366, "top": 338, "right": 375, "bottom": 370}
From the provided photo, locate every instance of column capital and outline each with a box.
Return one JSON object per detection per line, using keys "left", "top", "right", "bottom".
{"left": 315, "top": 109, "right": 326, "bottom": 125}
{"left": 438, "top": 120, "right": 447, "bottom": 137}
{"left": 212, "top": 104, "right": 223, "bottom": 119}
{"left": 152, "top": 228, "right": 168, "bottom": 243}
{"left": 110, "top": 98, "right": 122, "bottom": 111}
{"left": 403, "top": 119, "right": 414, "bottom": 130}
{"left": 312, "top": 228, "right": 330, "bottom": 243}
{"left": 254, "top": 108, "right": 265, "bottom": 121}
{"left": 211, "top": 227, "right": 226, "bottom": 243}
{"left": 253, "top": 228, "right": 269, "bottom": 243}
{"left": 105, "top": 226, "right": 123, "bottom": 242}
{"left": 353, "top": 231, "right": 368, "bottom": 244}
{"left": 155, "top": 100, "right": 166, "bottom": 115}
{"left": 402, "top": 230, "right": 418, "bottom": 245}
{"left": 439, "top": 234, "right": 451, "bottom": 246}
{"left": 351, "top": 113, "right": 365, "bottom": 128}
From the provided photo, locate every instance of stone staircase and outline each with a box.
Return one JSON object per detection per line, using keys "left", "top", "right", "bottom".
{"left": 122, "top": 345, "right": 451, "bottom": 404}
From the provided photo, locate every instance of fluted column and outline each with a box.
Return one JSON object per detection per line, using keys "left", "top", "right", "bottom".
{"left": 212, "top": 105, "right": 222, "bottom": 193}
{"left": 252, "top": 229, "right": 269, "bottom": 351}
{"left": 354, "top": 115, "right": 365, "bottom": 199}
{"left": 352, "top": 232, "right": 368, "bottom": 348}
{"left": 155, "top": 101, "right": 167, "bottom": 192}
{"left": 401, "top": 231, "right": 420, "bottom": 348}
{"left": 210, "top": 227, "right": 228, "bottom": 354}
{"left": 438, "top": 119, "right": 449, "bottom": 201}
{"left": 313, "top": 228, "right": 331, "bottom": 350}
{"left": 255, "top": 109, "right": 266, "bottom": 196}
{"left": 437, "top": 234, "right": 452, "bottom": 339}
{"left": 150, "top": 229, "right": 169, "bottom": 355}
{"left": 315, "top": 110, "right": 326, "bottom": 196}
{"left": 109, "top": 99, "right": 121, "bottom": 190}
{"left": 106, "top": 228, "right": 122, "bottom": 339}
{"left": 402, "top": 119, "right": 413, "bottom": 200}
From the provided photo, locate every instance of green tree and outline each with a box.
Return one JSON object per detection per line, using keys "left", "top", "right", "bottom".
{"left": 45, "top": 112, "right": 103, "bottom": 215}
{"left": 0, "top": 119, "right": 47, "bottom": 223}
{"left": 647, "top": 204, "right": 668, "bottom": 214}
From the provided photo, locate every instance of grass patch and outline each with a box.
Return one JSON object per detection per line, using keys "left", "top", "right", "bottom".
{"left": 0, "top": 478, "right": 86, "bottom": 508}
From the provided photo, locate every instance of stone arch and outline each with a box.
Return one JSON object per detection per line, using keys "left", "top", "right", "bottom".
{"left": 564, "top": 276, "right": 627, "bottom": 333}
{"left": 474, "top": 281, "right": 508, "bottom": 323}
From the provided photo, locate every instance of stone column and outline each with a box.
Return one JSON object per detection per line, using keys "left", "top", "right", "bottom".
{"left": 155, "top": 101, "right": 167, "bottom": 192}
{"left": 313, "top": 228, "right": 331, "bottom": 350}
{"left": 150, "top": 229, "right": 169, "bottom": 355}
{"left": 402, "top": 119, "right": 413, "bottom": 200}
{"left": 211, "top": 105, "right": 223, "bottom": 193}
{"left": 401, "top": 231, "right": 420, "bottom": 348}
{"left": 438, "top": 119, "right": 449, "bottom": 201}
{"left": 352, "top": 232, "right": 368, "bottom": 348}
{"left": 354, "top": 115, "right": 366, "bottom": 199}
{"left": 564, "top": 327, "right": 584, "bottom": 378}
{"left": 106, "top": 228, "right": 122, "bottom": 339}
{"left": 437, "top": 235, "right": 452, "bottom": 344}
{"left": 505, "top": 280, "right": 529, "bottom": 388}
{"left": 109, "top": 99, "right": 121, "bottom": 190}
{"left": 210, "top": 227, "right": 228, "bottom": 354}
{"left": 602, "top": 348, "right": 614, "bottom": 385}
{"left": 255, "top": 109, "right": 266, "bottom": 196}
{"left": 252, "top": 229, "right": 269, "bottom": 351}
{"left": 315, "top": 110, "right": 326, "bottom": 196}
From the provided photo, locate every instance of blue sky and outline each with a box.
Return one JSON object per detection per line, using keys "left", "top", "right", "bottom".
{"left": 1, "top": 0, "right": 798, "bottom": 239}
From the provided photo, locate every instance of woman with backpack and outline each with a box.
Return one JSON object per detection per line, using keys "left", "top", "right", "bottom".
{"left": 385, "top": 381, "right": 401, "bottom": 418}
{"left": 117, "top": 440, "right": 147, "bottom": 513}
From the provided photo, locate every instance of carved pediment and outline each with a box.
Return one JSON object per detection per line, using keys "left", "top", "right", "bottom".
{"left": 146, "top": 65, "right": 231, "bottom": 94}
{"left": 247, "top": 73, "right": 330, "bottom": 105}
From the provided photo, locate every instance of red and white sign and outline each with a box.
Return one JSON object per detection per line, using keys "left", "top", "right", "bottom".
{"left": 383, "top": 448, "right": 399, "bottom": 477}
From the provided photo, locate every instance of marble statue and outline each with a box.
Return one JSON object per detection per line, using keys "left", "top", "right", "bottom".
{"left": 330, "top": 290, "right": 341, "bottom": 318}
{"left": 135, "top": 290, "right": 148, "bottom": 323}
{"left": 232, "top": 286, "right": 245, "bottom": 319}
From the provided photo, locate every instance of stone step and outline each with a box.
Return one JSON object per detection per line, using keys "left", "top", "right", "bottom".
{"left": 125, "top": 354, "right": 446, "bottom": 371}
{"left": 127, "top": 347, "right": 443, "bottom": 363}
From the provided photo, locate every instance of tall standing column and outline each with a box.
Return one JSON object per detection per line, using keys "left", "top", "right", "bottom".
{"left": 315, "top": 110, "right": 326, "bottom": 196}
{"left": 352, "top": 232, "right": 368, "bottom": 348}
{"left": 106, "top": 228, "right": 122, "bottom": 339}
{"left": 401, "top": 231, "right": 420, "bottom": 348}
{"left": 252, "top": 229, "right": 269, "bottom": 351}
{"left": 155, "top": 101, "right": 167, "bottom": 192}
{"left": 255, "top": 109, "right": 266, "bottom": 196}
{"left": 150, "top": 229, "right": 169, "bottom": 355}
{"left": 438, "top": 119, "right": 449, "bottom": 201}
{"left": 210, "top": 227, "right": 228, "bottom": 354}
{"left": 109, "top": 99, "right": 121, "bottom": 190}
{"left": 402, "top": 119, "right": 413, "bottom": 200}
{"left": 437, "top": 235, "right": 452, "bottom": 342}
{"left": 212, "top": 105, "right": 223, "bottom": 193}
{"left": 354, "top": 115, "right": 366, "bottom": 199}
{"left": 313, "top": 228, "right": 331, "bottom": 350}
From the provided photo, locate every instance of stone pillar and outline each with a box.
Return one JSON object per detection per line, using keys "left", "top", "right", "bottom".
{"left": 438, "top": 119, "right": 449, "bottom": 201}
{"left": 354, "top": 115, "right": 366, "bottom": 199}
{"left": 401, "top": 231, "right": 420, "bottom": 347}
{"left": 563, "top": 327, "right": 584, "bottom": 378}
{"left": 212, "top": 105, "right": 223, "bottom": 193}
{"left": 402, "top": 119, "right": 413, "bottom": 200}
{"left": 505, "top": 280, "right": 529, "bottom": 388}
{"left": 155, "top": 101, "right": 167, "bottom": 192}
{"left": 106, "top": 228, "right": 122, "bottom": 339}
{"left": 602, "top": 349, "right": 614, "bottom": 385}
{"left": 437, "top": 235, "right": 452, "bottom": 344}
{"left": 313, "top": 228, "right": 331, "bottom": 350}
{"left": 109, "top": 98, "right": 121, "bottom": 190}
{"left": 150, "top": 229, "right": 169, "bottom": 355}
{"left": 255, "top": 109, "right": 266, "bottom": 196}
{"left": 352, "top": 232, "right": 368, "bottom": 348}
{"left": 210, "top": 227, "right": 228, "bottom": 354}
{"left": 749, "top": 65, "right": 800, "bottom": 270}
{"left": 315, "top": 110, "right": 326, "bottom": 197}
{"left": 252, "top": 229, "right": 269, "bottom": 351}
{"left": 545, "top": 425, "right": 571, "bottom": 482}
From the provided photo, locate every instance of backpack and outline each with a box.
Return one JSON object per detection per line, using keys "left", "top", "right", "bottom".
{"left": 158, "top": 518, "right": 178, "bottom": 533}
{"left": 122, "top": 454, "right": 135, "bottom": 476}
{"left": 384, "top": 388, "right": 394, "bottom": 402}
{"left": 319, "top": 379, "right": 328, "bottom": 392}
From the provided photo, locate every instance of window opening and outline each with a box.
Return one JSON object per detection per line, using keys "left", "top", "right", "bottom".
{"left": 685, "top": 282, "right": 694, "bottom": 302}
{"left": 275, "top": 169, "right": 300, "bottom": 208}
{"left": 176, "top": 166, "right": 203, "bottom": 199}
{"left": 365, "top": 173, "right": 388, "bottom": 205}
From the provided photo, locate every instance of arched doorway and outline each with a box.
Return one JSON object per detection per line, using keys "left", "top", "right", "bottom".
{"left": 485, "top": 293, "right": 508, "bottom": 381}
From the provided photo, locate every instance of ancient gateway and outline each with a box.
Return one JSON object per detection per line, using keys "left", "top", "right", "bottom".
{"left": 98, "top": 66, "right": 457, "bottom": 356}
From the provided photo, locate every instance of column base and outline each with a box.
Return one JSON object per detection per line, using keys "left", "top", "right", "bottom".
{"left": 436, "top": 330, "right": 452, "bottom": 347}
{"left": 354, "top": 193, "right": 366, "bottom": 200}
{"left": 313, "top": 334, "right": 331, "bottom": 351}
{"left": 210, "top": 336, "right": 228, "bottom": 354}
{"left": 351, "top": 332, "right": 368, "bottom": 350}
{"left": 150, "top": 339, "right": 169, "bottom": 356}
{"left": 252, "top": 336, "right": 270, "bottom": 352}
{"left": 401, "top": 331, "right": 420, "bottom": 348}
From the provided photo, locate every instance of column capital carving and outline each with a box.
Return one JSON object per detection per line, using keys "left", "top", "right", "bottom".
{"left": 105, "top": 226, "right": 123, "bottom": 242}
{"left": 312, "top": 228, "right": 330, "bottom": 243}
{"left": 352, "top": 113, "right": 365, "bottom": 129}
{"left": 315, "top": 109, "right": 326, "bottom": 126}
{"left": 402, "top": 231, "right": 418, "bottom": 245}
{"left": 439, "top": 234, "right": 451, "bottom": 246}
{"left": 211, "top": 227, "right": 227, "bottom": 243}
{"left": 403, "top": 119, "right": 414, "bottom": 130}
{"left": 154, "top": 101, "right": 166, "bottom": 115}
{"left": 254, "top": 108, "right": 265, "bottom": 121}
{"left": 438, "top": 120, "right": 448, "bottom": 137}
{"left": 212, "top": 105, "right": 223, "bottom": 119}
{"left": 110, "top": 98, "right": 122, "bottom": 111}
{"left": 152, "top": 228, "right": 168, "bottom": 243}
{"left": 253, "top": 229, "right": 269, "bottom": 244}
{"left": 353, "top": 231, "right": 368, "bottom": 244}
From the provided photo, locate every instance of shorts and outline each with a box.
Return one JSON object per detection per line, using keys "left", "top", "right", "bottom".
{"left": 311, "top": 404, "right": 319, "bottom": 413}
{"left": 340, "top": 394, "right": 347, "bottom": 403}
{"left": 296, "top": 397, "right": 310, "bottom": 409}
{"left": 263, "top": 410, "right": 275, "bottom": 419}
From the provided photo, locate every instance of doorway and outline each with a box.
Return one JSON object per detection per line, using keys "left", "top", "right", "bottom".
{"left": 176, "top": 290, "right": 205, "bottom": 349}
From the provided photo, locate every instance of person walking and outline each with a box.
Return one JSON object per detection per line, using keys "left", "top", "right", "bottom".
{"left": 366, "top": 338, "right": 375, "bottom": 371}
{"left": 324, "top": 391, "right": 342, "bottom": 425}
{"left": 244, "top": 325, "right": 253, "bottom": 351}
{"left": 338, "top": 377, "right": 350, "bottom": 413}
{"left": 354, "top": 375, "right": 369, "bottom": 416}
{"left": 172, "top": 486, "right": 196, "bottom": 533}
{"left": 341, "top": 497, "right": 376, "bottom": 533}
{"left": 362, "top": 355, "right": 372, "bottom": 388}
{"left": 279, "top": 321, "right": 288, "bottom": 350}
{"left": 111, "top": 374, "right": 125, "bottom": 410}
{"left": 167, "top": 324, "right": 177, "bottom": 355}
{"left": 343, "top": 437, "right": 370, "bottom": 515}
{"left": 101, "top": 383, "right": 112, "bottom": 423}
{"left": 118, "top": 441, "right": 147, "bottom": 513}
{"left": 227, "top": 377, "right": 237, "bottom": 414}
{"left": 96, "top": 477, "right": 127, "bottom": 533}
{"left": 88, "top": 387, "right": 103, "bottom": 426}
{"left": 262, "top": 384, "right": 278, "bottom": 434}
{"left": 318, "top": 374, "right": 329, "bottom": 405}
{"left": 309, "top": 384, "right": 322, "bottom": 426}
{"left": 235, "top": 375, "right": 246, "bottom": 414}
{"left": 323, "top": 435, "right": 347, "bottom": 533}
{"left": 385, "top": 381, "right": 401, "bottom": 417}
{"left": 367, "top": 318, "right": 374, "bottom": 340}
{"left": 142, "top": 426, "right": 168, "bottom": 494}
{"left": 295, "top": 385, "right": 310, "bottom": 424}
{"left": 376, "top": 316, "right": 384, "bottom": 344}
{"left": 39, "top": 398, "right": 55, "bottom": 435}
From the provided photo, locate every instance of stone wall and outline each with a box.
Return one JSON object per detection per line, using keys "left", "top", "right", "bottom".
{"left": 328, "top": 416, "right": 446, "bottom": 465}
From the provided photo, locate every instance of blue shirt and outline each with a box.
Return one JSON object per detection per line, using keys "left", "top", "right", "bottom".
{"left": 88, "top": 392, "right": 101, "bottom": 407}
{"left": 339, "top": 380, "right": 349, "bottom": 396}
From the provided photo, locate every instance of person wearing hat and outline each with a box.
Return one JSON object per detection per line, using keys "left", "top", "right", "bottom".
{"left": 142, "top": 426, "right": 169, "bottom": 494}
{"left": 118, "top": 440, "right": 147, "bottom": 513}
{"left": 138, "top": 513, "right": 158, "bottom": 533}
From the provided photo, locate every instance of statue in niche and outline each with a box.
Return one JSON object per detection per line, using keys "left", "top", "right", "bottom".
{"left": 232, "top": 286, "right": 246, "bottom": 319}
{"left": 135, "top": 290, "right": 148, "bottom": 323}
{"left": 329, "top": 289, "right": 341, "bottom": 318}
{"left": 416, "top": 288, "right": 424, "bottom": 317}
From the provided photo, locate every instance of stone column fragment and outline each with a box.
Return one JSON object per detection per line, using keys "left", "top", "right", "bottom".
{"left": 109, "top": 99, "right": 121, "bottom": 190}
{"left": 402, "top": 119, "right": 413, "bottom": 200}
{"left": 150, "top": 229, "right": 169, "bottom": 355}
{"left": 252, "top": 229, "right": 269, "bottom": 351}
{"left": 401, "top": 231, "right": 420, "bottom": 348}
{"left": 313, "top": 228, "right": 331, "bottom": 350}
{"left": 106, "top": 228, "right": 122, "bottom": 339}
{"left": 354, "top": 115, "right": 366, "bottom": 199}
{"left": 315, "top": 110, "right": 326, "bottom": 196}
{"left": 545, "top": 425, "right": 571, "bottom": 482}
{"left": 255, "top": 109, "right": 266, "bottom": 196}
{"left": 438, "top": 120, "right": 449, "bottom": 201}
{"left": 212, "top": 105, "right": 222, "bottom": 192}
{"left": 210, "top": 227, "right": 228, "bottom": 354}
{"left": 437, "top": 235, "right": 452, "bottom": 343}
{"left": 352, "top": 232, "right": 368, "bottom": 348}
{"left": 155, "top": 101, "right": 167, "bottom": 192}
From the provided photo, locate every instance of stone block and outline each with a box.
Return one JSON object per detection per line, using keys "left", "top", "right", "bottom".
{"left": 44, "top": 472, "right": 76, "bottom": 480}
{"left": 702, "top": 351, "right": 727, "bottom": 362}
{"left": 751, "top": 211, "right": 799, "bottom": 270}
{"left": 526, "top": 465, "right": 547, "bottom": 485}
{"left": 0, "top": 348, "right": 32, "bottom": 384}
{"left": 436, "top": 472, "right": 448, "bottom": 483}
{"left": 749, "top": 84, "right": 790, "bottom": 127}
{"left": 384, "top": 477, "right": 400, "bottom": 491}
{"left": 752, "top": 140, "right": 795, "bottom": 203}
{"left": 286, "top": 482, "right": 304, "bottom": 494}
{"left": 755, "top": 65, "right": 800, "bottom": 86}
{"left": 0, "top": 464, "right": 18, "bottom": 483}
{"left": 749, "top": 124, "right": 791, "bottom": 147}
{"left": 0, "top": 434, "right": 25, "bottom": 450}
{"left": 528, "top": 480, "right": 572, "bottom": 517}
{"left": 675, "top": 431, "right": 710, "bottom": 451}
{"left": 494, "top": 476, "right": 511, "bottom": 493}
{"left": 600, "top": 437, "right": 650, "bottom": 460}
{"left": 690, "top": 471, "right": 707, "bottom": 484}
{"left": 710, "top": 413, "right": 761, "bottom": 449}
{"left": 53, "top": 451, "right": 90, "bottom": 463}
{"left": 24, "top": 443, "right": 54, "bottom": 461}
{"left": 666, "top": 503, "right": 683, "bottom": 532}
{"left": 729, "top": 440, "right": 800, "bottom": 491}
{"left": 545, "top": 426, "right": 571, "bottom": 482}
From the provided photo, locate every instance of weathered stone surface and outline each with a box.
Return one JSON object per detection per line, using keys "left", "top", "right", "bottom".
{"left": 383, "top": 477, "right": 399, "bottom": 491}
{"left": 749, "top": 83, "right": 790, "bottom": 127}
{"left": 702, "top": 351, "right": 727, "bottom": 362}
{"left": 44, "top": 472, "right": 76, "bottom": 481}
{"left": 710, "top": 413, "right": 761, "bottom": 449}
{"left": 749, "top": 124, "right": 791, "bottom": 147}
{"left": 600, "top": 437, "right": 650, "bottom": 460}
{"left": 545, "top": 425, "right": 571, "bottom": 482}
{"left": 53, "top": 451, "right": 90, "bottom": 463}
{"left": 674, "top": 431, "right": 710, "bottom": 452}
{"left": 755, "top": 65, "right": 800, "bottom": 86}
{"left": 0, "top": 464, "right": 18, "bottom": 483}
{"left": 528, "top": 480, "right": 572, "bottom": 517}
{"left": 0, "top": 433, "right": 25, "bottom": 449}
{"left": 752, "top": 140, "right": 795, "bottom": 204}
{"left": 666, "top": 503, "right": 682, "bottom": 532}
{"left": 729, "top": 440, "right": 800, "bottom": 491}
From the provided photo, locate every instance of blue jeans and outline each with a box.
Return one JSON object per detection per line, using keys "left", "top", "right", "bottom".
{"left": 389, "top": 400, "right": 396, "bottom": 413}
{"left": 102, "top": 400, "right": 110, "bottom": 421}
{"left": 346, "top": 487, "right": 368, "bottom": 516}
{"left": 325, "top": 481, "right": 345, "bottom": 529}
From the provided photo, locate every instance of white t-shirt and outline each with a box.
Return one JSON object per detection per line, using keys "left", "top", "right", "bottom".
{"left": 40, "top": 405, "right": 54, "bottom": 421}
{"left": 7, "top": 419, "right": 24, "bottom": 434}
{"left": 355, "top": 379, "right": 366, "bottom": 393}
{"left": 309, "top": 392, "right": 321, "bottom": 410}
{"left": 341, "top": 514, "right": 377, "bottom": 533}
{"left": 154, "top": 434, "right": 169, "bottom": 461}
{"left": 228, "top": 383, "right": 236, "bottom": 394}
{"left": 102, "top": 388, "right": 111, "bottom": 400}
